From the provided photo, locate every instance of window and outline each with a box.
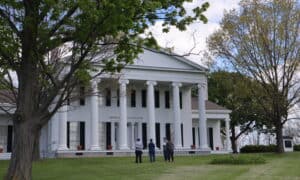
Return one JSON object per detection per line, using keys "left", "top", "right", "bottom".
{"left": 117, "top": 89, "right": 119, "bottom": 107}
{"left": 179, "top": 91, "right": 183, "bottom": 109}
{"left": 155, "top": 90, "right": 160, "bottom": 108}
{"left": 105, "top": 88, "right": 111, "bottom": 106}
{"left": 141, "top": 89, "right": 147, "bottom": 107}
{"left": 79, "top": 86, "right": 85, "bottom": 106}
{"left": 165, "top": 91, "right": 170, "bottom": 108}
{"left": 131, "top": 90, "right": 136, "bottom": 107}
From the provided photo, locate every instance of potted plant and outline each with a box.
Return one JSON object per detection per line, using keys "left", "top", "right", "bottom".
{"left": 0, "top": 145, "right": 3, "bottom": 153}
{"left": 107, "top": 145, "right": 112, "bottom": 150}
{"left": 77, "top": 144, "right": 83, "bottom": 150}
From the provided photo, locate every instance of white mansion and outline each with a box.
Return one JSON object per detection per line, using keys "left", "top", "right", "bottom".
{"left": 0, "top": 50, "right": 231, "bottom": 158}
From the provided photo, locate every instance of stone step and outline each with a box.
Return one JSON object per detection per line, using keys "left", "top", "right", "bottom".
{"left": 0, "top": 153, "right": 11, "bottom": 160}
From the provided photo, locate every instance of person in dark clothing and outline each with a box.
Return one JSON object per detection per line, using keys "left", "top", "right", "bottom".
{"left": 162, "top": 137, "right": 168, "bottom": 161}
{"left": 135, "top": 138, "right": 143, "bottom": 163}
{"left": 148, "top": 139, "right": 155, "bottom": 162}
{"left": 166, "top": 140, "right": 174, "bottom": 162}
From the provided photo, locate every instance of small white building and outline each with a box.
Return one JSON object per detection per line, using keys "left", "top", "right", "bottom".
{"left": 0, "top": 50, "right": 231, "bottom": 158}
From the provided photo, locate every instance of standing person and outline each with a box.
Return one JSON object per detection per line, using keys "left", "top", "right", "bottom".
{"left": 135, "top": 138, "right": 143, "bottom": 163}
{"left": 162, "top": 137, "right": 168, "bottom": 162}
{"left": 148, "top": 139, "right": 155, "bottom": 162}
{"left": 166, "top": 140, "right": 174, "bottom": 162}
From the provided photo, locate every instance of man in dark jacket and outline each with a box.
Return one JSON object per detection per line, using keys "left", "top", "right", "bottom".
{"left": 148, "top": 139, "right": 155, "bottom": 162}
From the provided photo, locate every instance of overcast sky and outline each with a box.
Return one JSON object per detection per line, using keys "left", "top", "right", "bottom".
{"left": 148, "top": 0, "right": 240, "bottom": 66}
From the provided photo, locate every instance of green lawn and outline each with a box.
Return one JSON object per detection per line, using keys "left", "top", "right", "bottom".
{"left": 1, "top": 152, "right": 300, "bottom": 180}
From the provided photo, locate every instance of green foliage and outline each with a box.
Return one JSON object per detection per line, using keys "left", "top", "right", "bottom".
{"left": 240, "top": 145, "right": 277, "bottom": 153}
{"left": 293, "top": 145, "right": 300, "bottom": 151}
{"left": 208, "top": 71, "right": 269, "bottom": 133}
{"left": 210, "top": 155, "right": 266, "bottom": 165}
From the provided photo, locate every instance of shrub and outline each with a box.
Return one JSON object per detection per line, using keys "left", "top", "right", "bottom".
{"left": 210, "top": 155, "right": 266, "bottom": 165}
{"left": 294, "top": 145, "right": 300, "bottom": 151}
{"left": 240, "top": 145, "right": 277, "bottom": 153}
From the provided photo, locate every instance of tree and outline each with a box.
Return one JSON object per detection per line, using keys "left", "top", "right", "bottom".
{"left": 0, "top": 1, "right": 209, "bottom": 179}
{"left": 208, "top": 71, "right": 268, "bottom": 153}
{"left": 207, "top": 0, "right": 300, "bottom": 153}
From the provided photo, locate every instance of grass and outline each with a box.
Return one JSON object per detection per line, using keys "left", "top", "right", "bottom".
{"left": 210, "top": 154, "right": 266, "bottom": 165}
{"left": 0, "top": 152, "right": 300, "bottom": 180}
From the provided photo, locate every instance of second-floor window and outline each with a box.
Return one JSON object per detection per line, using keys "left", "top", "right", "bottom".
{"left": 105, "top": 88, "right": 111, "bottom": 106}
{"left": 117, "top": 89, "right": 120, "bottom": 107}
{"left": 180, "top": 91, "right": 183, "bottom": 109}
{"left": 165, "top": 91, "right": 170, "bottom": 108}
{"left": 141, "top": 89, "right": 147, "bottom": 107}
{"left": 79, "top": 86, "right": 85, "bottom": 106}
{"left": 131, "top": 90, "right": 136, "bottom": 107}
{"left": 155, "top": 90, "right": 160, "bottom": 108}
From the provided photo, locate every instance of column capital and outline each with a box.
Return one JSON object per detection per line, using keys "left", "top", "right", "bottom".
{"left": 146, "top": 80, "right": 157, "bottom": 86}
{"left": 172, "top": 82, "right": 182, "bottom": 87}
{"left": 119, "top": 79, "right": 129, "bottom": 85}
{"left": 91, "top": 79, "right": 100, "bottom": 89}
{"left": 197, "top": 82, "right": 206, "bottom": 89}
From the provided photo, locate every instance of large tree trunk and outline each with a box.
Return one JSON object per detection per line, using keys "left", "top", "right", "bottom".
{"left": 275, "top": 120, "right": 284, "bottom": 153}
{"left": 5, "top": 119, "right": 39, "bottom": 180}
{"left": 32, "top": 131, "right": 41, "bottom": 161}
{"left": 230, "top": 126, "right": 238, "bottom": 153}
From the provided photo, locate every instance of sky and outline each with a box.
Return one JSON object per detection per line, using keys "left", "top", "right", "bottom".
{"left": 148, "top": 0, "right": 240, "bottom": 66}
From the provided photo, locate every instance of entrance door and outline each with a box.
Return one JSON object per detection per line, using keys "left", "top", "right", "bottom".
{"left": 192, "top": 127, "right": 195, "bottom": 146}
{"left": 166, "top": 123, "right": 171, "bottom": 141}
{"left": 106, "top": 122, "right": 111, "bottom": 149}
{"left": 80, "top": 122, "right": 85, "bottom": 150}
{"left": 142, "top": 123, "right": 147, "bottom": 149}
{"left": 208, "top": 127, "right": 214, "bottom": 150}
{"left": 7, "top": 125, "right": 13, "bottom": 152}
{"left": 155, "top": 123, "right": 160, "bottom": 148}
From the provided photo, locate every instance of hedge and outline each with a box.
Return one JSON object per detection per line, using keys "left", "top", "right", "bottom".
{"left": 210, "top": 155, "right": 266, "bottom": 165}
{"left": 240, "top": 145, "right": 277, "bottom": 153}
{"left": 294, "top": 145, "right": 300, "bottom": 151}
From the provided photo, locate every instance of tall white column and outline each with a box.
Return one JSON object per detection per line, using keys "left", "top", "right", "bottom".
{"left": 131, "top": 122, "right": 135, "bottom": 149}
{"left": 225, "top": 118, "right": 231, "bottom": 151}
{"left": 58, "top": 105, "right": 68, "bottom": 150}
{"left": 146, "top": 80, "right": 157, "bottom": 144}
{"left": 138, "top": 122, "right": 142, "bottom": 141}
{"left": 172, "top": 82, "right": 182, "bottom": 149}
{"left": 160, "top": 123, "right": 165, "bottom": 149}
{"left": 90, "top": 79, "right": 101, "bottom": 150}
{"left": 118, "top": 79, "right": 129, "bottom": 150}
{"left": 198, "top": 83, "right": 209, "bottom": 150}
{"left": 111, "top": 122, "right": 116, "bottom": 150}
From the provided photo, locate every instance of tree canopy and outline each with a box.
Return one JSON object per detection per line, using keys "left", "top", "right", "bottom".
{"left": 208, "top": 71, "right": 269, "bottom": 153}
{"left": 207, "top": 0, "right": 300, "bottom": 153}
{"left": 0, "top": 1, "right": 209, "bottom": 179}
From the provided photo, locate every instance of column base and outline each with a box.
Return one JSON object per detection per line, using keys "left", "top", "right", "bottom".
{"left": 118, "top": 145, "right": 130, "bottom": 150}
{"left": 57, "top": 145, "right": 68, "bottom": 151}
{"left": 199, "top": 145, "right": 211, "bottom": 151}
{"left": 90, "top": 145, "right": 101, "bottom": 151}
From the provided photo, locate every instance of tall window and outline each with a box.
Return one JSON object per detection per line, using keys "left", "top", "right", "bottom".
{"left": 155, "top": 90, "right": 160, "bottom": 108}
{"left": 131, "top": 90, "right": 136, "bottom": 107}
{"left": 180, "top": 91, "right": 183, "bottom": 109}
{"left": 165, "top": 91, "right": 170, "bottom": 108}
{"left": 79, "top": 86, "right": 85, "bottom": 106}
{"left": 105, "top": 88, "right": 111, "bottom": 106}
{"left": 117, "top": 89, "right": 119, "bottom": 107}
{"left": 141, "top": 89, "right": 147, "bottom": 107}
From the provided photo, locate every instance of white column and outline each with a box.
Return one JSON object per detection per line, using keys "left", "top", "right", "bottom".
{"left": 198, "top": 83, "right": 209, "bottom": 150}
{"left": 131, "top": 122, "right": 135, "bottom": 149}
{"left": 90, "top": 79, "right": 101, "bottom": 150}
{"left": 118, "top": 79, "right": 129, "bottom": 150}
{"left": 146, "top": 80, "right": 157, "bottom": 143}
{"left": 172, "top": 82, "right": 182, "bottom": 149}
{"left": 160, "top": 123, "right": 165, "bottom": 149}
{"left": 138, "top": 122, "right": 142, "bottom": 140}
{"left": 58, "top": 105, "right": 68, "bottom": 150}
{"left": 225, "top": 118, "right": 231, "bottom": 151}
{"left": 111, "top": 122, "right": 116, "bottom": 150}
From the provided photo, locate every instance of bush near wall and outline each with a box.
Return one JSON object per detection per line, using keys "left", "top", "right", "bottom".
{"left": 294, "top": 145, "right": 300, "bottom": 151}
{"left": 240, "top": 145, "right": 277, "bottom": 153}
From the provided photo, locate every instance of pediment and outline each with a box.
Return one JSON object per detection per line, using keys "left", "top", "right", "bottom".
{"left": 130, "top": 49, "right": 207, "bottom": 72}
